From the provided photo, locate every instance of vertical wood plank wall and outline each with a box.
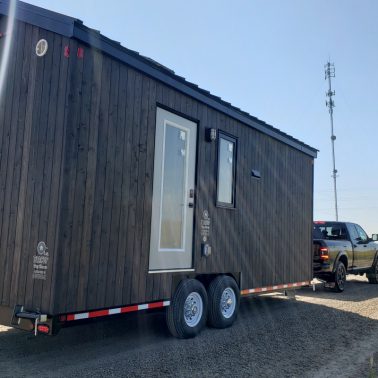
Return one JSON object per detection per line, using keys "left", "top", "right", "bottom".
{"left": 0, "top": 19, "right": 70, "bottom": 313}
{"left": 0, "top": 19, "right": 314, "bottom": 315}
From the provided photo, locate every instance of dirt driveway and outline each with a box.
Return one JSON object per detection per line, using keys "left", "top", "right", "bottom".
{"left": 0, "top": 275, "right": 377, "bottom": 377}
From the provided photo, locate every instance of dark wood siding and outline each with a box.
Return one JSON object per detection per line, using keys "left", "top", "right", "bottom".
{"left": 0, "top": 19, "right": 69, "bottom": 313}
{"left": 0, "top": 18, "right": 314, "bottom": 315}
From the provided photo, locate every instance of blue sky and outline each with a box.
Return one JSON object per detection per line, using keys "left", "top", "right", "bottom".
{"left": 23, "top": 0, "right": 378, "bottom": 234}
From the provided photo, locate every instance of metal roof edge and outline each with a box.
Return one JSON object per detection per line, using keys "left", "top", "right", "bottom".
{"left": 1, "top": 1, "right": 318, "bottom": 158}
{"left": 0, "top": 0, "right": 76, "bottom": 37}
{"left": 74, "top": 23, "right": 317, "bottom": 158}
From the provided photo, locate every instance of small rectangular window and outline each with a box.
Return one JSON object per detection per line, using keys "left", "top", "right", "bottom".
{"left": 217, "top": 133, "right": 236, "bottom": 207}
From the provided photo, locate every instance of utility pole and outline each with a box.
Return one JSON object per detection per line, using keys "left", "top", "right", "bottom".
{"left": 325, "top": 61, "right": 338, "bottom": 221}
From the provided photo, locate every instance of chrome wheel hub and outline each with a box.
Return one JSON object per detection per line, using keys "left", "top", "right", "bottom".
{"left": 220, "top": 288, "right": 236, "bottom": 319}
{"left": 184, "top": 292, "right": 203, "bottom": 327}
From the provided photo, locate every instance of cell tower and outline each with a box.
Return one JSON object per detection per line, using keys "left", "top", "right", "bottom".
{"left": 324, "top": 61, "right": 338, "bottom": 221}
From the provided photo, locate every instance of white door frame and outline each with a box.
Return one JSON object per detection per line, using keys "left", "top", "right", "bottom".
{"left": 148, "top": 107, "right": 197, "bottom": 271}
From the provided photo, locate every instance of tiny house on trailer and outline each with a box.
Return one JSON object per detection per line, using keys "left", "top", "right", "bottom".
{"left": 0, "top": 1, "right": 317, "bottom": 338}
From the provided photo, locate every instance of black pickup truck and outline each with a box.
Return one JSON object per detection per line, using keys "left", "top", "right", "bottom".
{"left": 313, "top": 221, "right": 378, "bottom": 291}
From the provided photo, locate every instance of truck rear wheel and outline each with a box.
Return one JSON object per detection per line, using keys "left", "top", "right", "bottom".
{"left": 333, "top": 261, "right": 346, "bottom": 292}
{"left": 367, "top": 260, "right": 378, "bottom": 284}
{"left": 166, "top": 279, "right": 208, "bottom": 338}
{"left": 207, "top": 275, "right": 240, "bottom": 329}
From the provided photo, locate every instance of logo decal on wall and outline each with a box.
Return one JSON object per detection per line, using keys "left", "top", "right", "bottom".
{"left": 200, "top": 210, "right": 211, "bottom": 242}
{"left": 33, "top": 241, "right": 49, "bottom": 280}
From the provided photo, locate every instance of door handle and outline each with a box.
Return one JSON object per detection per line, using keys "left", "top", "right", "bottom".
{"left": 188, "top": 203, "right": 194, "bottom": 208}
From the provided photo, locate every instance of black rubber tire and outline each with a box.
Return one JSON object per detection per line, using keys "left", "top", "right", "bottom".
{"left": 367, "top": 260, "right": 378, "bottom": 284}
{"left": 333, "top": 260, "right": 346, "bottom": 292}
{"left": 207, "top": 275, "right": 240, "bottom": 329}
{"left": 166, "top": 279, "right": 208, "bottom": 339}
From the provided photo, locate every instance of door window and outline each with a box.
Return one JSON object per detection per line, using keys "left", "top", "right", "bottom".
{"left": 160, "top": 124, "right": 187, "bottom": 250}
{"left": 347, "top": 224, "right": 360, "bottom": 242}
{"left": 354, "top": 224, "right": 368, "bottom": 242}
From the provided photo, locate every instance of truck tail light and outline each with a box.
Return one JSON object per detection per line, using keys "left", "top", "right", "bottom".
{"left": 37, "top": 324, "right": 50, "bottom": 334}
{"left": 319, "top": 247, "right": 329, "bottom": 260}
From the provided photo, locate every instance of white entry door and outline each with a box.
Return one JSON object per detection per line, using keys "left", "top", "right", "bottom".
{"left": 149, "top": 108, "right": 197, "bottom": 271}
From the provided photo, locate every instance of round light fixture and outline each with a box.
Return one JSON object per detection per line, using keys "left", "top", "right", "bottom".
{"left": 35, "top": 39, "right": 48, "bottom": 57}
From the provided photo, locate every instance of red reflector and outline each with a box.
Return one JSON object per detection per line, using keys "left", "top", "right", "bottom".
{"left": 37, "top": 325, "right": 50, "bottom": 334}
{"left": 314, "top": 221, "right": 326, "bottom": 224}
{"left": 121, "top": 305, "right": 138, "bottom": 313}
{"left": 149, "top": 301, "right": 164, "bottom": 309}
{"left": 64, "top": 46, "right": 70, "bottom": 58}
{"left": 77, "top": 47, "right": 84, "bottom": 59}
{"left": 89, "top": 310, "right": 108, "bottom": 319}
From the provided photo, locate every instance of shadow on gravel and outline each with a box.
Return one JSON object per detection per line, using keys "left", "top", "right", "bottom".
{"left": 0, "top": 291, "right": 377, "bottom": 378}
{"left": 297, "top": 276, "right": 378, "bottom": 302}
{"left": 0, "top": 309, "right": 171, "bottom": 346}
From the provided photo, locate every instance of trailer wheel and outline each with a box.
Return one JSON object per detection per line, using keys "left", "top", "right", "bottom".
{"left": 207, "top": 275, "right": 240, "bottom": 329}
{"left": 367, "top": 260, "right": 378, "bottom": 284}
{"left": 166, "top": 279, "right": 208, "bottom": 338}
{"left": 333, "top": 260, "right": 346, "bottom": 292}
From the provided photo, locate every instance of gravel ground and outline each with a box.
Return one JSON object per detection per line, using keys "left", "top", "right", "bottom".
{"left": 0, "top": 275, "right": 377, "bottom": 377}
